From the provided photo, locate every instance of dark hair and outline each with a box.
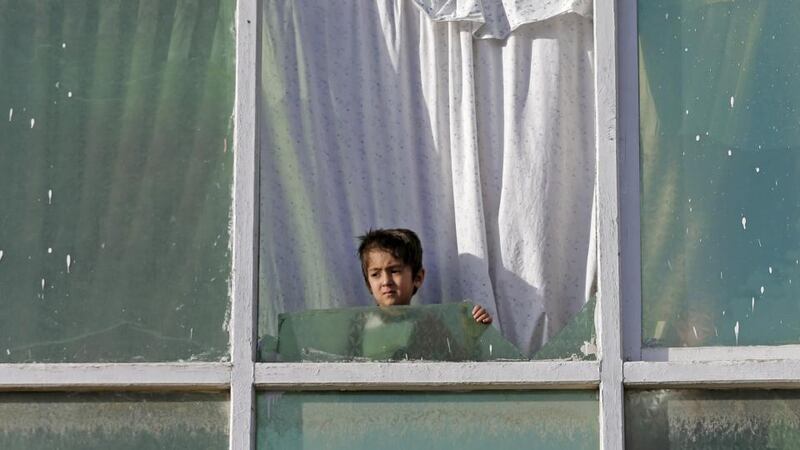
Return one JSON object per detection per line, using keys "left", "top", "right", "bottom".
{"left": 357, "top": 228, "right": 423, "bottom": 292}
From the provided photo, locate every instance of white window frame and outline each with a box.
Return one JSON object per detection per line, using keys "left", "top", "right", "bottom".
{"left": 4, "top": 1, "right": 800, "bottom": 450}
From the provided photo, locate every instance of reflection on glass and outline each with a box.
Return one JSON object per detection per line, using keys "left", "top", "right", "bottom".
{"left": 258, "top": 391, "right": 598, "bottom": 450}
{"left": 639, "top": 0, "right": 800, "bottom": 346}
{"left": 0, "top": 392, "right": 228, "bottom": 449}
{"left": 0, "top": 1, "right": 234, "bottom": 361}
{"left": 627, "top": 390, "right": 800, "bottom": 449}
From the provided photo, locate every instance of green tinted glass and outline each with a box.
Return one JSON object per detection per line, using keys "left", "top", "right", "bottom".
{"left": 258, "top": 391, "right": 598, "bottom": 450}
{"left": 627, "top": 390, "right": 800, "bottom": 449}
{"left": 639, "top": 0, "right": 800, "bottom": 346}
{"left": 0, "top": 0, "right": 234, "bottom": 362}
{"left": 0, "top": 392, "right": 228, "bottom": 449}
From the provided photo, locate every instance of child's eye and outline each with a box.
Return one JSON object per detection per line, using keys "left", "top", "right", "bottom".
{"left": 369, "top": 272, "right": 379, "bottom": 278}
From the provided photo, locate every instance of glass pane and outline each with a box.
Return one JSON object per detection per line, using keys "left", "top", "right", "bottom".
{"left": 258, "top": 0, "right": 597, "bottom": 362}
{"left": 258, "top": 391, "right": 599, "bottom": 450}
{"left": 0, "top": 0, "right": 234, "bottom": 361}
{"left": 639, "top": 0, "right": 800, "bottom": 346}
{"left": 627, "top": 390, "right": 800, "bottom": 449}
{"left": 0, "top": 392, "right": 228, "bottom": 449}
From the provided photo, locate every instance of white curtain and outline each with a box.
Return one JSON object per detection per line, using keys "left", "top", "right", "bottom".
{"left": 259, "top": 0, "right": 595, "bottom": 356}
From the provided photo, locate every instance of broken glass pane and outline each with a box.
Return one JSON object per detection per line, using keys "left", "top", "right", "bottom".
{"left": 0, "top": 392, "right": 228, "bottom": 449}
{"left": 258, "top": 391, "right": 598, "bottom": 450}
{"left": 639, "top": 1, "right": 800, "bottom": 346}
{"left": 627, "top": 390, "right": 800, "bottom": 449}
{"left": 0, "top": 1, "right": 234, "bottom": 361}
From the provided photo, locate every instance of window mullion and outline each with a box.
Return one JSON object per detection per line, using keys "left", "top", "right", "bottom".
{"left": 595, "top": 0, "right": 626, "bottom": 449}
{"left": 231, "top": 0, "right": 259, "bottom": 449}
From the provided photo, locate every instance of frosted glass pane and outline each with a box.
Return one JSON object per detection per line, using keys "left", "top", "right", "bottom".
{"left": 0, "top": 392, "right": 228, "bottom": 449}
{"left": 0, "top": 1, "right": 234, "bottom": 361}
{"left": 639, "top": 1, "right": 800, "bottom": 346}
{"left": 627, "top": 390, "right": 800, "bottom": 449}
{"left": 258, "top": 391, "right": 599, "bottom": 450}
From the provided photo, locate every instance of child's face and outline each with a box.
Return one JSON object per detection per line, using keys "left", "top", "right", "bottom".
{"left": 364, "top": 249, "right": 424, "bottom": 307}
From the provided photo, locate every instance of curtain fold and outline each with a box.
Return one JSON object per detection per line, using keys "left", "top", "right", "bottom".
{"left": 259, "top": 0, "right": 595, "bottom": 356}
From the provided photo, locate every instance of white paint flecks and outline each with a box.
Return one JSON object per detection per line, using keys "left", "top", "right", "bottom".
{"left": 730, "top": 96, "right": 735, "bottom": 108}
{"left": 769, "top": 266, "right": 773, "bottom": 274}
{"left": 40, "top": 278, "right": 45, "bottom": 291}
{"left": 55, "top": 81, "right": 60, "bottom": 89}
{"left": 8, "top": 108, "right": 12, "bottom": 122}
{"left": 665, "top": 12, "right": 669, "bottom": 19}
{"left": 695, "top": 134, "right": 700, "bottom": 141}
{"left": 47, "top": 189, "right": 52, "bottom": 204}
{"left": 685, "top": 109, "right": 689, "bottom": 115}
{"left": 760, "top": 286, "right": 765, "bottom": 295}
{"left": 692, "top": 326, "right": 699, "bottom": 339}
{"left": 47, "top": 247, "right": 52, "bottom": 254}
{"left": 741, "top": 216, "right": 747, "bottom": 230}
{"left": 5, "top": 349, "right": 9, "bottom": 355}
{"left": 0, "top": 250, "right": 3, "bottom": 262}
{"left": 66, "top": 254, "right": 71, "bottom": 273}
{"left": 728, "top": 149, "right": 732, "bottom": 157}
{"left": 734, "top": 321, "right": 740, "bottom": 345}
{"left": 489, "top": 344, "right": 493, "bottom": 356}
{"left": 30, "top": 118, "right": 35, "bottom": 128}
{"left": 755, "top": 167, "right": 760, "bottom": 173}
{"left": 752, "top": 297, "right": 755, "bottom": 313}
{"left": 67, "top": 91, "right": 73, "bottom": 98}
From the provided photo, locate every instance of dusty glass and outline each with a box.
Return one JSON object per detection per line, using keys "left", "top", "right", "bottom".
{"left": 0, "top": 392, "right": 228, "bottom": 449}
{"left": 258, "top": 391, "right": 599, "bottom": 450}
{"left": 639, "top": 0, "right": 800, "bottom": 347}
{"left": 627, "top": 389, "right": 800, "bottom": 449}
{"left": 0, "top": 0, "right": 234, "bottom": 362}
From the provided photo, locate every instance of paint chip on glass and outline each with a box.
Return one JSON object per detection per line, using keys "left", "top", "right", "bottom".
{"left": 728, "top": 149, "right": 732, "bottom": 156}
{"left": 8, "top": 108, "right": 12, "bottom": 122}
{"left": 55, "top": 81, "right": 60, "bottom": 89}
{"left": 66, "top": 254, "right": 71, "bottom": 273}
{"left": 755, "top": 167, "right": 760, "bottom": 173}
{"left": 30, "top": 118, "right": 35, "bottom": 128}
{"left": 654, "top": 321, "right": 666, "bottom": 339}
{"left": 769, "top": 266, "right": 773, "bottom": 274}
{"left": 692, "top": 326, "right": 698, "bottom": 339}
{"left": 62, "top": 42, "right": 66, "bottom": 48}
{"left": 47, "top": 247, "right": 52, "bottom": 254}
{"left": 752, "top": 297, "right": 755, "bottom": 313}
{"left": 730, "top": 96, "right": 735, "bottom": 108}
{"left": 760, "top": 286, "right": 765, "bottom": 295}
{"left": 47, "top": 189, "right": 52, "bottom": 204}
{"left": 41, "top": 278, "right": 45, "bottom": 291}
{"left": 695, "top": 134, "right": 700, "bottom": 141}
{"left": 741, "top": 216, "right": 747, "bottom": 230}
{"left": 0, "top": 250, "right": 3, "bottom": 262}
{"left": 734, "top": 321, "right": 740, "bottom": 345}
{"left": 67, "top": 91, "right": 72, "bottom": 98}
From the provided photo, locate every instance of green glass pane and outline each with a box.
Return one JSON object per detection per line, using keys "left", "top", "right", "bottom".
{"left": 627, "top": 390, "right": 800, "bottom": 449}
{"left": 0, "top": 392, "right": 228, "bottom": 449}
{"left": 0, "top": 0, "right": 234, "bottom": 361}
{"left": 258, "top": 391, "right": 599, "bottom": 450}
{"left": 260, "top": 303, "right": 525, "bottom": 362}
{"left": 639, "top": 0, "right": 800, "bottom": 346}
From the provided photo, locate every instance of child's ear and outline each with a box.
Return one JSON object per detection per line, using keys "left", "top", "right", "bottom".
{"left": 413, "top": 268, "right": 425, "bottom": 288}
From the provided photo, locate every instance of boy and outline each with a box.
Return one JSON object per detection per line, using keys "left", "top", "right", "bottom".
{"left": 357, "top": 228, "right": 492, "bottom": 324}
